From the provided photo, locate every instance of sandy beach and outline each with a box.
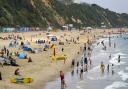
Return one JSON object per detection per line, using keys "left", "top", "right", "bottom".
{"left": 0, "top": 29, "right": 127, "bottom": 89}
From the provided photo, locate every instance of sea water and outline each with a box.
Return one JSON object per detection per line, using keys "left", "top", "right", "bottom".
{"left": 44, "top": 34, "right": 128, "bottom": 89}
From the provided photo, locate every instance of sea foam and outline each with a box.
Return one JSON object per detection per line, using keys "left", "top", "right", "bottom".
{"left": 125, "top": 67, "right": 128, "bottom": 70}
{"left": 104, "top": 81, "right": 128, "bottom": 89}
{"left": 76, "top": 85, "right": 82, "bottom": 89}
{"left": 109, "top": 52, "right": 126, "bottom": 65}
{"left": 118, "top": 71, "right": 128, "bottom": 81}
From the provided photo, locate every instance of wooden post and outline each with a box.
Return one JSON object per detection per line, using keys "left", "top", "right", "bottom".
{"left": 53, "top": 48, "right": 56, "bottom": 56}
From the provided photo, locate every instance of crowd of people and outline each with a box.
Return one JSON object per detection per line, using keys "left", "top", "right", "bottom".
{"left": 59, "top": 32, "right": 124, "bottom": 89}
{"left": 60, "top": 37, "right": 94, "bottom": 88}
{"left": 0, "top": 41, "right": 33, "bottom": 80}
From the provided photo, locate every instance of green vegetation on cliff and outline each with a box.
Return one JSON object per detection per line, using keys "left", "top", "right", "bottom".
{"left": 0, "top": 0, "right": 128, "bottom": 28}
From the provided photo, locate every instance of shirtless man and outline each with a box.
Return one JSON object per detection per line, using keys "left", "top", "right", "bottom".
{"left": 100, "top": 62, "right": 105, "bottom": 74}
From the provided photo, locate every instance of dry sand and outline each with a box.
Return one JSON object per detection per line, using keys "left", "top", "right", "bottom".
{"left": 0, "top": 29, "right": 126, "bottom": 89}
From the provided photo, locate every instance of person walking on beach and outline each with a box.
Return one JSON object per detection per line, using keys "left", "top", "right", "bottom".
{"left": 76, "top": 61, "right": 79, "bottom": 74}
{"left": 100, "top": 61, "right": 105, "bottom": 74}
{"left": 4, "top": 46, "right": 6, "bottom": 54}
{"left": 81, "top": 58, "right": 83, "bottom": 66}
{"left": 107, "top": 64, "right": 109, "bottom": 73}
{"left": 88, "top": 57, "right": 92, "bottom": 68}
{"left": 61, "top": 47, "right": 64, "bottom": 52}
{"left": 112, "top": 64, "right": 114, "bottom": 75}
{"left": 109, "top": 54, "right": 111, "bottom": 59}
{"left": 84, "top": 57, "right": 88, "bottom": 71}
{"left": 101, "top": 41, "right": 104, "bottom": 46}
{"left": 71, "top": 69, "right": 74, "bottom": 76}
{"left": 80, "top": 67, "right": 83, "bottom": 79}
{"left": 77, "top": 61, "right": 79, "bottom": 68}
{"left": 84, "top": 57, "right": 88, "bottom": 65}
{"left": 60, "top": 71, "right": 66, "bottom": 88}
{"left": 0, "top": 72, "right": 2, "bottom": 80}
{"left": 7, "top": 49, "right": 9, "bottom": 58}
{"left": 114, "top": 43, "right": 116, "bottom": 48}
{"left": 71, "top": 59, "right": 75, "bottom": 68}
{"left": 84, "top": 43, "right": 86, "bottom": 51}
{"left": 118, "top": 55, "right": 121, "bottom": 63}
{"left": 77, "top": 36, "right": 79, "bottom": 41}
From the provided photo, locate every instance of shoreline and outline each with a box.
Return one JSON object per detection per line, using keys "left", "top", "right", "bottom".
{"left": 0, "top": 29, "right": 127, "bottom": 89}
{"left": 44, "top": 32, "right": 128, "bottom": 89}
{"left": 43, "top": 30, "right": 128, "bottom": 89}
{"left": 42, "top": 29, "right": 119, "bottom": 89}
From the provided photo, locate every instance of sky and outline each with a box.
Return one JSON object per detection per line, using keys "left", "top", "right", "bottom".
{"left": 74, "top": 0, "right": 128, "bottom": 13}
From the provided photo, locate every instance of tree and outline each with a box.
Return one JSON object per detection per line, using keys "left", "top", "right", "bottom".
{"left": 59, "top": 0, "right": 73, "bottom": 5}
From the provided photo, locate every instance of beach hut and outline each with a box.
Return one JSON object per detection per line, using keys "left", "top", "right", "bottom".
{"left": 1, "top": 28, "right": 15, "bottom": 32}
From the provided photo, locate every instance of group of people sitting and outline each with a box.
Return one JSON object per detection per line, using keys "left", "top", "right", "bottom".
{"left": 0, "top": 46, "right": 32, "bottom": 67}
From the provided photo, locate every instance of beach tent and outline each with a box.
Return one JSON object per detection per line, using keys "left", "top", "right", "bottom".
{"left": 18, "top": 53, "right": 26, "bottom": 59}
{"left": 51, "top": 36, "right": 57, "bottom": 41}
{"left": 47, "top": 34, "right": 57, "bottom": 41}
{"left": 37, "top": 40, "right": 45, "bottom": 44}
{"left": 23, "top": 46, "right": 32, "bottom": 51}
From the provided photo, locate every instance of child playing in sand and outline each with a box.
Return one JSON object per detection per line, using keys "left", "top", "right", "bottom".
{"left": 28, "top": 57, "right": 32, "bottom": 63}
{"left": 14, "top": 68, "right": 20, "bottom": 76}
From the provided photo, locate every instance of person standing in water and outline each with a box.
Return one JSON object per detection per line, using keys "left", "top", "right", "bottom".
{"left": 80, "top": 67, "right": 83, "bottom": 79}
{"left": 118, "top": 55, "right": 121, "bottom": 63}
{"left": 112, "top": 64, "right": 114, "bottom": 75}
{"left": 81, "top": 57, "right": 83, "bottom": 67}
{"left": 71, "top": 70, "right": 74, "bottom": 76}
{"left": 60, "top": 71, "right": 66, "bottom": 88}
{"left": 109, "top": 54, "right": 111, "bottom": 59}
{"left": 100, "top": 62, "right": 105, "bottom": 74}
{"left": 107, "top": 64, "right": 110, "bottom": 73}
{"left": 76, "top": 61, "right": 79, "bottom": 74}
{"left": 88, "top": 57, "right": 92, "bottom": 68}
{"left": 77, "top": 61, "right": 79, "bottom": 68}
{"left": 114, "top": 43, "right": 116, "bottom": 48}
